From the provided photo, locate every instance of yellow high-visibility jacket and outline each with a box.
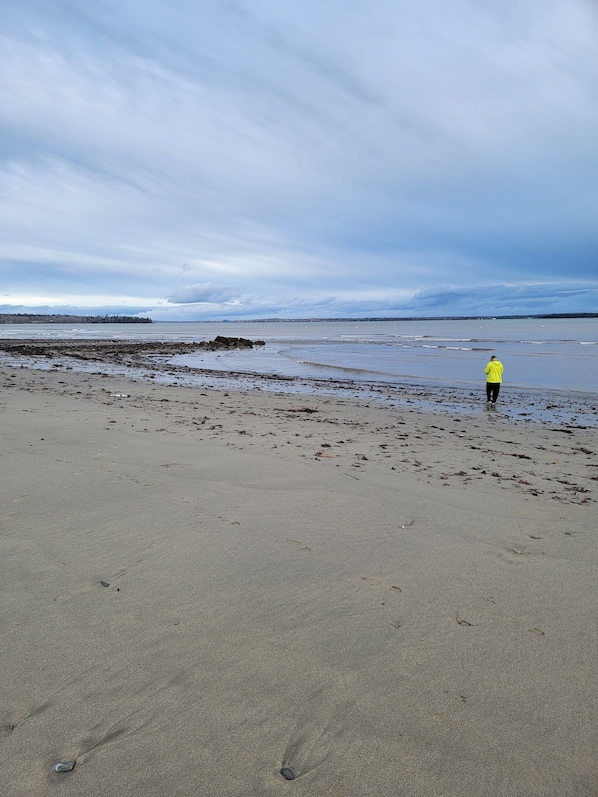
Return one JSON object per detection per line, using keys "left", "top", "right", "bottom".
{"left": 485, "top": 360, "right": 503, "bottom": 383}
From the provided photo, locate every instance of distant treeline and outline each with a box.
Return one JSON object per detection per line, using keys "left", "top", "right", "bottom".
{"left": 1, "top": 312, "right": 595, "bottom": 325}
{"left": 0, "top": 314, "right": 152, "bottom": 324}
{"left": 239, "top": 313, "right": 598, "bottom": 322}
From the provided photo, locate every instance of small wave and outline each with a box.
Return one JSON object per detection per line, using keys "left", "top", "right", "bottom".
{"left": 470, "top": 338, "right": 509, "bottom": 344}
{"left": 519, "top": 339, "right": 578, "bottom": 345}
{"left": 297, "top": 359, "right": 387, "bottom": 376}
{"left": 432, "top": 337, "right": 473, "bottom": 342}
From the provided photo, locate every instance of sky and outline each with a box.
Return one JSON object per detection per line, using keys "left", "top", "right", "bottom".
{"left": 1, "top": 0, "right": 597, "bottom": 321}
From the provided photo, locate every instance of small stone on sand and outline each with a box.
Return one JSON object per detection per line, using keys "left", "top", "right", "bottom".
{"left": 54, "top": 760, "right": 76, "bottom": 773}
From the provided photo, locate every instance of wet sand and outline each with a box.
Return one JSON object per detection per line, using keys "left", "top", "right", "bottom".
{"left": 1, "top": 361, "right": 597, "bottom": 796}
{"left": 0, "top": 337, "right": 596, "bottom": 427}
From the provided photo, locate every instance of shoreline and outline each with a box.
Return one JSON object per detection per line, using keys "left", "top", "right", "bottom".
{"left": 2, "top": 362, "right": 596, "bottom": 506}
{"left": 0, "top": 338, "right": 596, "bottom": 428}
{"left": 2, "top": 361, "right": 597, "bottom": 795}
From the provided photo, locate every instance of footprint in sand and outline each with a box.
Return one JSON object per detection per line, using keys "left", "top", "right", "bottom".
{"left": 528, "top": 627, "right": 546, "bottom": 637}
{"left": 360, "top": 577, "right": 404, "bottom": 593}
{"left": 496, "top": 548, "right": 529, "bottom": 566}
{"left": 287, "top": 540, "right": 312, "bottom": 552}
{"left": 53, "top": 569, "right": 127, "bottom": 603}
{"left": 455, "top": 608, "right": 486, "bottom": 627}
{"left": 218, "top": 516, "right": 241, "bottom": 525}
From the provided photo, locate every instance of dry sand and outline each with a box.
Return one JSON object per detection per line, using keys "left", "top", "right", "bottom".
{"left": 1, "top": 363, "right": 597, "bottom": 796}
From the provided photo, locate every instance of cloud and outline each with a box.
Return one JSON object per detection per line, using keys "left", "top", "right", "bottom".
{"left": 166, "top": 283, "right": 240, "bottom": 304}
{"left": 3, "top": 277, "right": 597, "bottom": 322}
{"left": 0, "top": 0, "right": 596, "bottom": 319}
{"left": 409, "top": 282, "right": 598, "bottom": 316}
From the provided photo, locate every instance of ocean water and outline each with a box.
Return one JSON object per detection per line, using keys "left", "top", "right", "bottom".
{"left": 3, "top": 317, "right": 596, "bottom": 393}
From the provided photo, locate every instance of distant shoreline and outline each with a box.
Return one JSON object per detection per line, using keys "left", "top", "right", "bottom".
{"left": 209, "top": 313, "right": 598, "bottom": 322}
{"left": 0, "top": 314, "right": 152, "bottom": 324}
{"left": 0, "top": 312, "right": 596, "bottom": 324}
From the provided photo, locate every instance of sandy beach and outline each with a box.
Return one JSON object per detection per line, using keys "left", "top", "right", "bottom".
{"left": 1, "top": 360, "right": 597, "bottom": 796}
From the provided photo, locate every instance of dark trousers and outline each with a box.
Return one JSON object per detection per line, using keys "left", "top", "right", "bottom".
{"left": 486, "top": 382, "right": 500, "bottom": 403}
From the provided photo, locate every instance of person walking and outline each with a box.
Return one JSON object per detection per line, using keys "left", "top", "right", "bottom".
{"left": 484, "top": 355, "right": 503, "bottom": 408}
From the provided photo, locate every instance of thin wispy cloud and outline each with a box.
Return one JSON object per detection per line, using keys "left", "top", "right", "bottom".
{"left": 1, "top": 0, "right": 596, "bottom": 319}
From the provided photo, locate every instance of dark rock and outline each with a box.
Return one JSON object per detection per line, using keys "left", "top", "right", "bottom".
{"left": 0, "top": 337, "right": 265, "bottom": 362}
{"left": 211, "top": 335, "right": 264, "bottom": 349}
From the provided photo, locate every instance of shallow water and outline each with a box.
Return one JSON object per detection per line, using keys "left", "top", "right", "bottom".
{"left": 1, "top": 318, "right": 596, "bottom": 426}
{"left": 3, "top": 318, "right": 597, "bottom": 391}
